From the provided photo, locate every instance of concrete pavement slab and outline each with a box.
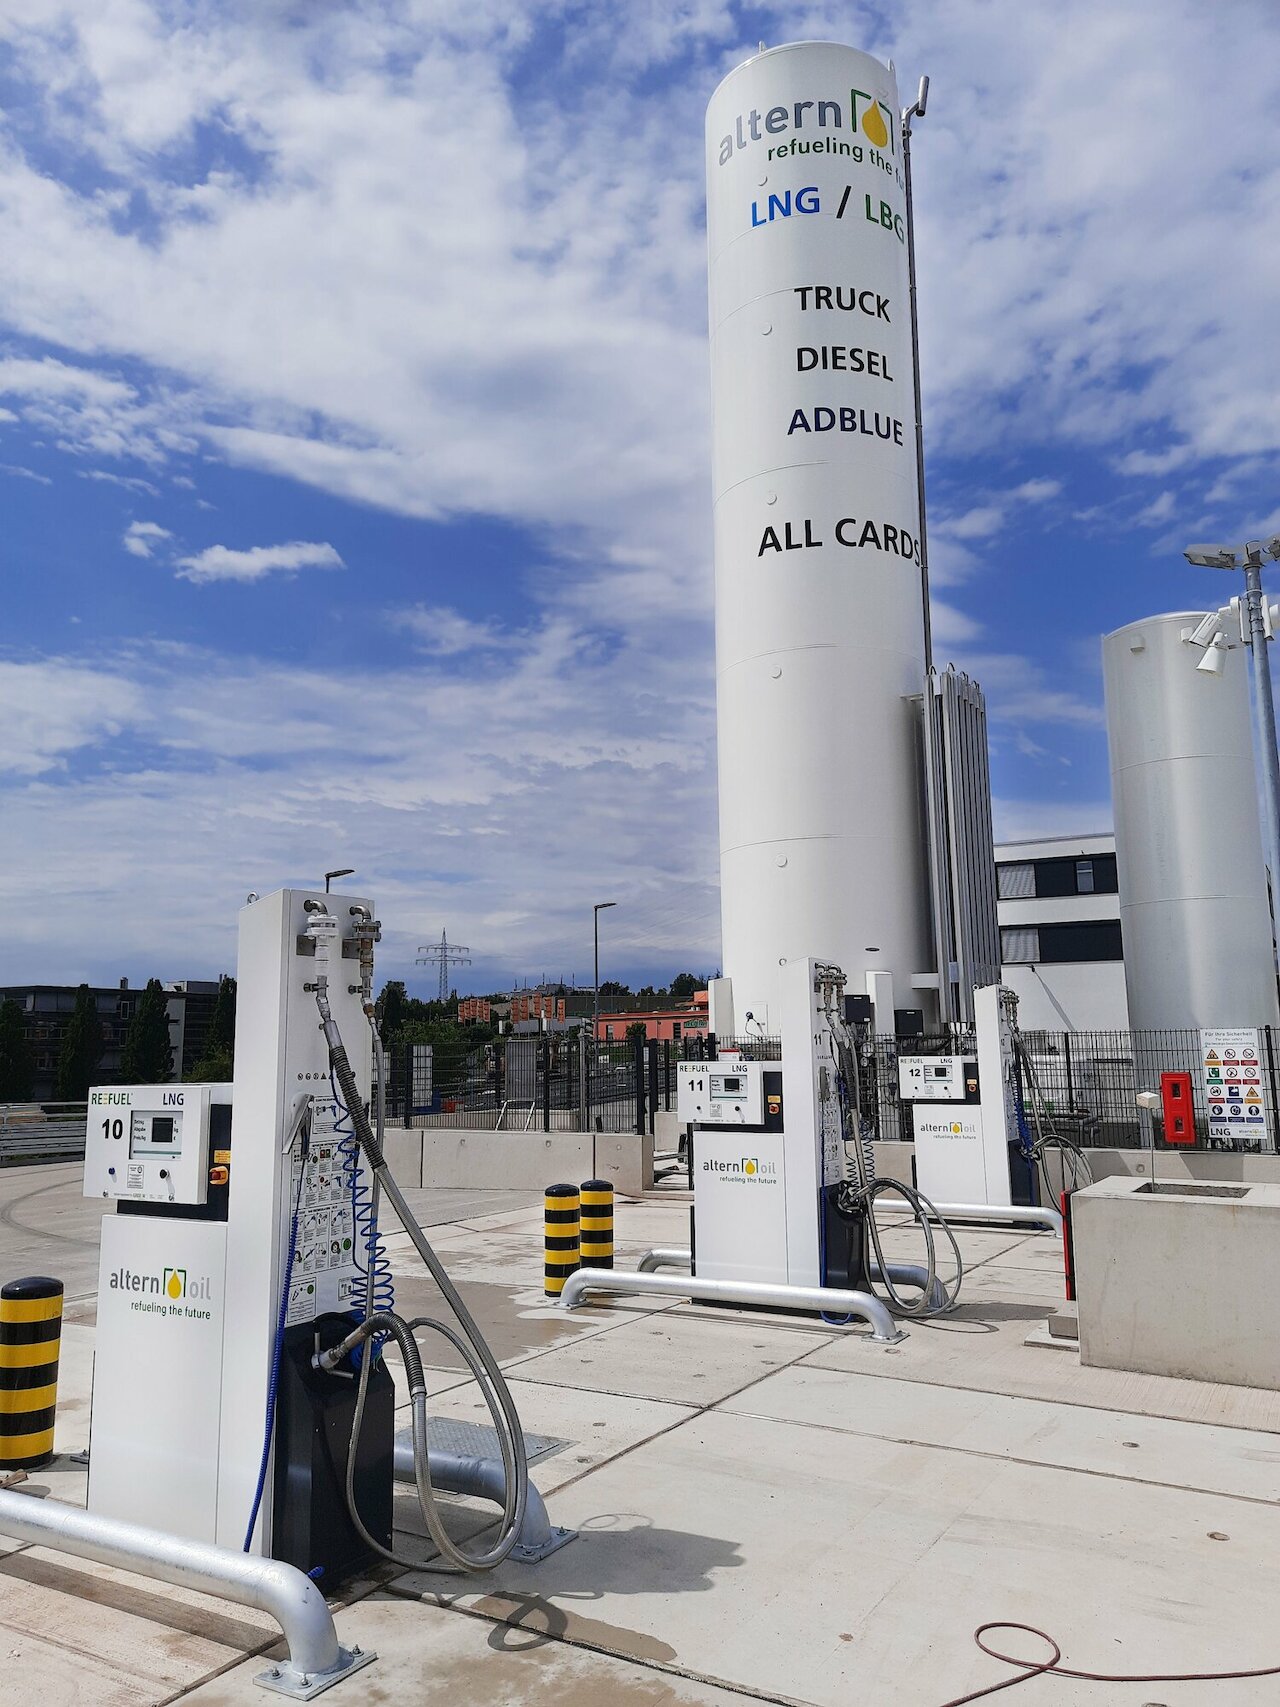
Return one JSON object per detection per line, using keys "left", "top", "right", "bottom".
{"left": 804, "top": 1307, "right": 1280, "bottom": 1429}
{"left": 173, "top": 1590, "right": 755, "bottom": 1706}
{"left": 409, "top": 1406, "right": 1280, "bottom": 1707}
{"left": 415, "top": 1376, "right": 696, "bottom": 1495}
{"left": 504, "top": 1306, "right": 836, "bottom": 1406}
{"left": 719, "top": 1362, "right": 1280, "bottom": 1501}
{"left": 0, "top": 1544, "right": 278, "bottom": 1705}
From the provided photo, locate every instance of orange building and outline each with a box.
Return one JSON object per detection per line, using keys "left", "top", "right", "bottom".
{"left": 596, "top": 991, "right": 708, "bottom": 1044}
{"left": 457, "top": 997, "right": 491, "bottom": 1024}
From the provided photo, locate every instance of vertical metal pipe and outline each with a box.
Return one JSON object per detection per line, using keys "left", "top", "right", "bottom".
{"left": 1245, "top": 557, "right": 1280, "bottom": 909}
{"left": 901, "top": 81, "right": 932, "bottom": 670}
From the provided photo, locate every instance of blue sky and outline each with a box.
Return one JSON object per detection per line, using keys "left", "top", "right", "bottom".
{"left": 2, "top": 0, "right": 1279, "bottom": 997}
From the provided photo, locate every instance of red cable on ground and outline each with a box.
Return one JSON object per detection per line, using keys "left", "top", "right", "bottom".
{"left": 938, "top": 1622, "right": 1280, "bottom": 1705}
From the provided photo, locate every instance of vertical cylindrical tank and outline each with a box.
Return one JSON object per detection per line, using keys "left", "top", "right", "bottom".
{"left": 1102, "top": 611, "right": 1279, "bottom": 1030}
{"left": 706, "top": 42, "right": 930, "bottom": 1029}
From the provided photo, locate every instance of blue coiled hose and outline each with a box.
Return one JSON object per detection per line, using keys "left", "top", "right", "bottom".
{"left": 332, "top": 1073, "right": 395, "bottom": 1330}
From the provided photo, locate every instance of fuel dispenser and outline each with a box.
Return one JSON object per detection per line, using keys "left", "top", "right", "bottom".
{"left": 672, "top": 958, "right": 962, "bottom": 1318}
{"left": 84, "top": 888, "right": 545, "bottom": 1596}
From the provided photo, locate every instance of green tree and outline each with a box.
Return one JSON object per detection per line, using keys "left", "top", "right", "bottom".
{"left": 625, "top": 1021, "right": 647, "bottom": 1046}
{"left": 0, "top": 999, "right": 35, "bottom": 1102}
{"left": 377, "top": 980, "right": 407, "bottom": 1043}
{"left": 54, "top": 985, "right": 104, "bottom": 1101}
{"left": 120, "top": 978, "right": 174, "bottom": 1084}
{"left": 190, "top": 975, "right": 236, "bottom": 1082}
{"left": 669, "top": 972, "right": 706, "bottom": 1004}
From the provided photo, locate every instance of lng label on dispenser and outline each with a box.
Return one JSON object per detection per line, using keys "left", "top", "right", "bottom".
{"left": 1200, "top": 1027, "right": 1269, "bottom": 1145}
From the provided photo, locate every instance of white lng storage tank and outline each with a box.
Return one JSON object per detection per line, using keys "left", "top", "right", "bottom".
{"left": 706, "top": 42, "right": 931, "bottom": 1029}
{"left": 1103, "top": 610, "right": 1280, "bottom": 1031}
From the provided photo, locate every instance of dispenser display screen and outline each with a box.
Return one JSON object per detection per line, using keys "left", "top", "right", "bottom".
{"left": 130, "top": 1110, "right": 183, "bottom": 1155}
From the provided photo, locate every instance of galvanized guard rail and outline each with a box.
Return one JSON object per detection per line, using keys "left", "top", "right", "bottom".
{"left": 0, "top": 1106, "right": 87, "bottom": 1166}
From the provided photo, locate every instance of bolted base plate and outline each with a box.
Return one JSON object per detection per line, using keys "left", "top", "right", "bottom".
{"left": 510, "top": 1523, "right": 577, "bottom": 1564}
{"left": 255, "top": 1643, "right": 377, "bottom": 1700}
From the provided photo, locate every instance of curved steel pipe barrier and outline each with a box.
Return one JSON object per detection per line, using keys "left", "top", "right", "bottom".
{"left": 924, "top": 1201, "right": 1063, "bottom": 1236}
{"left": 392, "top": 1443, "right": 575, "bottom": 1562}
{"left": 560, "top": 1267, "right": 906, "bottom": 1342}
{"left": 0, "top": 1488, "right": 372, "bottom": 1700}
{"left": 635, "top": 1247, "right": 948, "bottom": 1311}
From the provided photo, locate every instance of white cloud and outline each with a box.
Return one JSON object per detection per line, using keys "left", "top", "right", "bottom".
{"left": 80, "top": 469, "right": 161, "bottom": 497}
{"left": 0, "top": 462, "right": 51, "bottom": 484}
{"left": 398, "top": 604, "right": 518, "bottom": 656}
{"left": 174, "top": 541, "right": 344, "bottom": 584}
{"left": 942, "top": 504, "right": 1006, "bottom": 542}
{"left": 1114, "top": 447, "right": 1193, "bottom": 477}
{"left": 992, "top": 798, "right": 1114, "bottom": 842}
{"left": 1012, "top": 479, "right": 1062, "bottom": 504}
{"left": 1135, "top": 490, "right": 1177, "bottom": 527}
{"left": 0, "top": 660, "right": 144, "bottom": 775}
{"left": 122, "top": 519, "right": 171, "bottom": 558}
{"left": 0, "top": 631, "right": 718, "bottom": 982}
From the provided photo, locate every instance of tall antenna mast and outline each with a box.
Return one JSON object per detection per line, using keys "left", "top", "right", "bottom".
{"left": 416, "top": 928, "right": 472, "bottom": 1003}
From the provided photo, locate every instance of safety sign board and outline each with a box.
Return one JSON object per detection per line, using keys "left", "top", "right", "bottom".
{"left": 1199, "top": 1028, "right": 1270, "bottom": 1147}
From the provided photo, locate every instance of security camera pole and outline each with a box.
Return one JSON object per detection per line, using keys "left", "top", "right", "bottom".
{"left": 1184, "top": 536, "right": 1280, "bottom": 905}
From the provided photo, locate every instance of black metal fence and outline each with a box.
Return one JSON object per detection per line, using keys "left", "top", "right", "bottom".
{"left": 874, "top": 1027, "right": 1280, "bottom": 1153}
{"left": 384, "top": 1032, "right": 684, "bottom": 1136}
{"left": 384, "top": 1024, "right": 1280, "bottom": 1152}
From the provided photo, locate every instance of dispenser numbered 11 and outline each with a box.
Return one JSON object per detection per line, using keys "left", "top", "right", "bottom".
{"left": 84, "top": 1084, "right": 224, "bottom": 1205}
{"left": 677, "top": 1059, "right": 766, "bottom": 1126}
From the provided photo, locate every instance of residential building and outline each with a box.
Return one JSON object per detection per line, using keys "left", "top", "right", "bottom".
{"left": 995, "top": 833, "right": 1128, "bottom": 1031}
{"left": 511, "top": 991, "right": 566, "bottom": 1025}
{"left": 457, "top": 997, "right": 492, "bottom": 1024}
{"left": 1, "top": 977, "right": 224, "bottom": 1101}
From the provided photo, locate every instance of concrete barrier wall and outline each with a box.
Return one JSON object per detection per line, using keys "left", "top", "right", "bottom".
{"left": 408, "top": 1130, "right": 655, "bottom": 1196}
{"left": 871, "top": 1140, "right": 1280, "bottom": 1194}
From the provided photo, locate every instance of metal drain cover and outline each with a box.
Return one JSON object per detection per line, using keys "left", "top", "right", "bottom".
{"left": 412, "top": 1417, "right": 567, "bottom": 1464}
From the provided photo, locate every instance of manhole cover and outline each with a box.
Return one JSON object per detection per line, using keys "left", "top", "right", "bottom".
{"left": 406, "top": 1418, "right": 567, "bottom": 1465}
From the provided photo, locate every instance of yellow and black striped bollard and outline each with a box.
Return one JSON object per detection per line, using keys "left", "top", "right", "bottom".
{"left": 579, "top": 1179, "right": 614, "bottom": 1270}
{"left": 0, "top": 1277, "right": 63, "bottom": 1470}
{"left": 544, "top": 1185, "right": 580, "bottom": 1297}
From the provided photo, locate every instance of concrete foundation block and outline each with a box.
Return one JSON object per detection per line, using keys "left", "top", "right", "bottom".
{"left": 1073, "top": 1174, "right": 1280, "bottom": 1389}
{"left": 593, "top": 1131, "right": 655, "bottom": 1197}
{"left": 380, "top": 1129, "right": 423, "bottom": 1189}
{"left": 421, "top": 1130, "right": 595, "bottom": 1191}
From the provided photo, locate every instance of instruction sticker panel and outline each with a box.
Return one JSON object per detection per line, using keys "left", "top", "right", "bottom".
{"left": 286, "top": 1099, "right": 363, "bottom": 1325}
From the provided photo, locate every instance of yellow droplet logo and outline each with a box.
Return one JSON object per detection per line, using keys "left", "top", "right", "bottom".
{"left": 861, "top": 104, "right": 889, "bottom": 148}
{"left": 167, "top": 1272, "right": 183, "bottom": 1299}
{"left": 744, "top": 1159, "right": 757, "bottom": 1175}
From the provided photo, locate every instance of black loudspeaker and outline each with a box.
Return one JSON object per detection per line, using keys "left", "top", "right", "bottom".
{"left": 272, "top": 1313, "right": 394, "bottom": 1588}
{"left": 894, "top": 1007, "right": 925, "bottom": 1038}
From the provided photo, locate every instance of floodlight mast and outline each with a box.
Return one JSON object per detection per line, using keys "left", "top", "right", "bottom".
{"left": 1183, "top": 536, "right": 1280, "bottom": 914}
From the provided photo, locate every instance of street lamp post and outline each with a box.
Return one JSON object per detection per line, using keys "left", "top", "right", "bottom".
{"left": 1184, "top": 536, "right": 1280, "bottom": 898}
{"left": 593, "top": 902, "right": 617, "bottom": 1039}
